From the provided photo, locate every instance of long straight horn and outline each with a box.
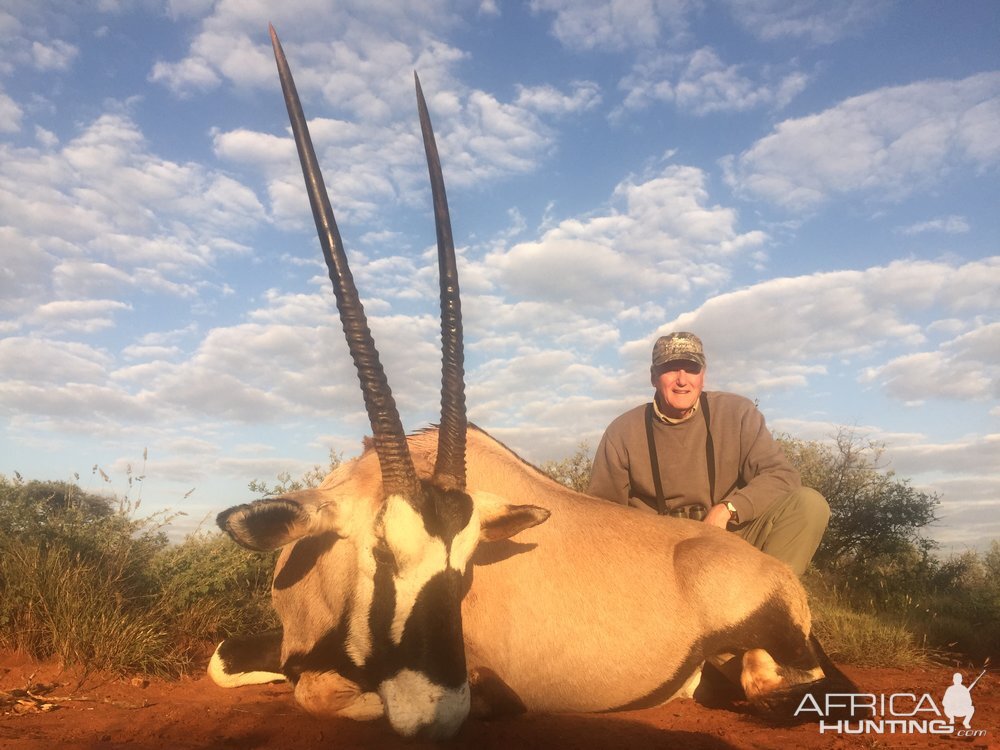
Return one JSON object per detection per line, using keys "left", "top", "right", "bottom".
{"left": 269, "top": 25, "right": 420, "bottom": 501}
{"left": 414, "top": 73, "right": 467, "bottom": 493}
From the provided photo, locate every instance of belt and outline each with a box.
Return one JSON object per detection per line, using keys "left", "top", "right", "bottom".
{"left": 667, "top": 504, "right": 707, "bottom": 521}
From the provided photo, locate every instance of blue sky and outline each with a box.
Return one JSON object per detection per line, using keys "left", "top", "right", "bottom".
{"left": 1, "top": 0, "right": 997, "bottom": 551}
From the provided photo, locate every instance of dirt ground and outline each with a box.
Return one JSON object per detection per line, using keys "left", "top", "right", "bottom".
{"left": 0, "top": 651, "right": 995, "bottom": 750}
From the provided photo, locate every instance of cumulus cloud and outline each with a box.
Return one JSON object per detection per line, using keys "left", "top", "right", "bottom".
{"left": 896, "top": 215, "right": 971, "bottom": 236}
{"left": 514, "top": 81, "right": 602, "bottom": 116}
{"left": 0, "top": 89, "right": 23, "bottom": 133}
{"left": 723, "top": 0, "right": 894, "bottom": 44}
{"left": 618, "top": 47, "right": 810, "bottom": 116}
{"left": 486, "top": 164, "right": 766, "bottom": 307}
{"left": 861, "top": 323, "right": 1000, "bottom": 404}
{"left": 150, "top": 54, "right": 221, "bottom": 94}
{"left": 0, "top": 109, "right": 265, "bottom": 328}
{"left": 636, "top": 258, "right": 1000, "bottom": 398}
{"left": 31, "top": 38, "right": 78, "bottom": 70}
{"left": 26, "top": 299, "right": 132, "bottom": 334}
{"left": 215, "top": 88, "right": 558, "bottom": 227}
{"left": 149, "top": 2, "right": 465, "bottom": 107}
{"left": 722, "top": 72, "right": 1000, "bottom": 210}
{"left": 0, "top": 337, "right": 112, "bottom": 385}
{"left": 530, "top": 0, "right": 692, "bottom": 52}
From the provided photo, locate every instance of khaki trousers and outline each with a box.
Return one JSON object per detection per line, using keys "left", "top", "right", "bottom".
{"left": 730, "top": 487, "right": 830, "bottom": 576}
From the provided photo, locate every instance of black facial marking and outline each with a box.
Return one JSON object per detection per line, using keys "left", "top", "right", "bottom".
{"left": 283, "top": 610, "right": 376, "bottom": 692}
{"left": 420, "top": 481, "right": 473, "bottom": 543}
{"left": 366, "top": 564, "right": 467, "bottom": 689}
{"left": 273, "top": 531, "right": 340, "bottom": 591}
{"left": 366, "top": 552, "right": 399, "bottom": 683}
{"left": 398, "top": 569, "right": 467, "bottom": 688}
{"left": 353, "top": 482, "right": 473, "bottom": 691}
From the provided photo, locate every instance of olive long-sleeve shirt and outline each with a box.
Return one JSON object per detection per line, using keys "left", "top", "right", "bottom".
{"left": 587, "top": 391, "right": 800, "bottom": 522}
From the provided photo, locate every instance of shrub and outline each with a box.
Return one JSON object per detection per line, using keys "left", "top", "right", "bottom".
{"left": 151, "top": 532, "right": 278, "bottom": 649}
{"left": 0, "top": 474, "right": 182, "bottom": 675}
{"left": 0, "top": 538, "right": 182, "bottom": 676}
{"left": 0, "top": 460, "right": 301, "bottom": 677}
{"left": 540, "top": 442, "right": 593, "bottom": 492}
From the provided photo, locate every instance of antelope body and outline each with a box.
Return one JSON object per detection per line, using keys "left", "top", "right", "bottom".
{"left": 212, "top": 25, "right": 855, "bottom": 740}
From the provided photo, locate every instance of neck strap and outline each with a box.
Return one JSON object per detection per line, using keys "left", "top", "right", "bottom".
{"left": 645, "top": 392, "right": 716, "bottom": 514}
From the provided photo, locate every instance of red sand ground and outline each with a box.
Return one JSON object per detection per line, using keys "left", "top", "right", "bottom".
{"left": 0, "top": 651, "right": 995, "bottom": 750}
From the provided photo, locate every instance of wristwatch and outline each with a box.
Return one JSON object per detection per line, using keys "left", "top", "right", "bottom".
{"left": 724, "top": 501, "right": 738, "bottom": 522}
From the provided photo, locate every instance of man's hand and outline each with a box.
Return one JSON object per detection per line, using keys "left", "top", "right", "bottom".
{"left": 704, "top": 503, "right": 733, "bottom": 529}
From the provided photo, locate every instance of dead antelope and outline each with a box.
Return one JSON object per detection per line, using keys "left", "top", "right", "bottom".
{"left": 212, "top": 24, "right": 858, "bottom": 740}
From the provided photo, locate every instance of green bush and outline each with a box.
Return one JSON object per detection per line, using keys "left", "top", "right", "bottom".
{"left": 777, "top": 430, "right": 999, "bottom": 664}
{"left": 540, "top": 442, "right": 593, "bottom": 492}
{"left": 0, "top": 475, "right": 183, "bottom": 675}
{"left": 0, "top": 538, "right": 182, "bottom": 676}
{"left": 151, "top": 532, "right": 278, "bottom": 647}
{"left": 0, "top": 473, "right": 276, "bottom": 676}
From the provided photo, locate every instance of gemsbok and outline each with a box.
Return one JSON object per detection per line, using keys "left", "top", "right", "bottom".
{"left": 211, "top": 24, "right": 860, "bottom": 740}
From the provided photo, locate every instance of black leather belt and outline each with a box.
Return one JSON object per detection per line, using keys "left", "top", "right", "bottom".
{"left": 667, "top": 504, "right": 707, "bottom": 521}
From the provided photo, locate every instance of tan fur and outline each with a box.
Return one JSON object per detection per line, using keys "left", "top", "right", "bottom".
{"left": 740, "top": 649, "right": 784, "bottom": 700}
{"left": 261, "top": 426, "right": 817, "bottom": 716}
{"left": 295, "top": 671, "right": 383, "bottom": 720}
{"left": 740, "top": 649, "right": 825, "bottom": 702}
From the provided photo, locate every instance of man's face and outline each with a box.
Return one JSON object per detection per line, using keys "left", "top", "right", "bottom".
{"left": 652, "top": 360, "right": 705, "bottom": 419}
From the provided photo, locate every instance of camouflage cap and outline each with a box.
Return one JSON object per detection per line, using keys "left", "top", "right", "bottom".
{"left": 651, "top": 332, "right": 706, "bottom": 369}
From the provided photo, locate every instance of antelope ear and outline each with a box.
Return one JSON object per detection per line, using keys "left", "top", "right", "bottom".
{"left": 473, "top": 491, "right": 550, "bottom": 542}
{"left": 218, "top": 499, "right": 311, "bottom": 551}
{"left": 218, "top": 488, "right": 347, "bottom": 551}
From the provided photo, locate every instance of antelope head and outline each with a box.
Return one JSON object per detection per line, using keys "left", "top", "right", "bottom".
{"left": 218, "top": 26, "right": 548, "bottom": 739}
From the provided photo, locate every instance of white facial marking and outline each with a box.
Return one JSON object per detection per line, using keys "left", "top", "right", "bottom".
{"left": 379, "top": 669, "right": 470, "bottom": 739}
{"left": 448, "top": 505, "right": 480, "bottom": 570}
{"left": 381, "top": 495, "right": 448, "bottom": 645}
{"left": 346, "top": 565, "right": 375, "bottom": 666}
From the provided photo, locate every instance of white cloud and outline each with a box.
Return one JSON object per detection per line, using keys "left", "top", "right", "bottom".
{"left": 723, "top": 0, "right": 894, "bottom": 44}
{"left": 530, "top": 0, "right": 692, "bottom": 52}
{"left": 478, "top": 0, "right": 500, "bottom": 17}
{"left": 0, "top": 227, "right": 50, "bottom": 319}
{"left": 485, "top": 164, "right": 766, "bottom": 309}
{"left": 618, "top": 47, "right": 810, "bottom": 117}
{"left": 0, "top": 109, "right": 265, "bottom": 324}
{"left": 723, "top": 73, "right": 1000, "bottom": 210}
{"left": 861, "top": 323, "right": 1000, "bottom": 404}
{"left": 150, "top": 55, "right": 221, "bottom": 94}
{"left": 30, "top": 38, "right": 78, "bottom": 70}
{"left": 216, "top": 89, "right": 556, "bottom": 226}
{"left": 27, "top": 299, "right": 132, "bottom": 334}
{"left": 0, "top": 89, "right": 22, "bottom": 133}
{"left": 514, "top": 81, "right": 602, "bottom": 116}
{"left": 149, "top": 2, "right": 465, "bottom": 107}
{"left": 674, "top": 48, "right": 809, "bottom": 115}
{"left": 0, "top": 337, "right": 112, "bottom": 385}
{"left": 637, "top": 258, "right": 1000, "bottom": 398}
{"left": 896, "top": 215, "right": 971, "bottom": 236}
